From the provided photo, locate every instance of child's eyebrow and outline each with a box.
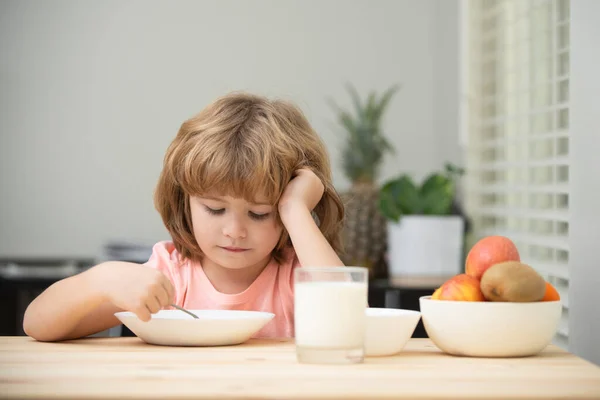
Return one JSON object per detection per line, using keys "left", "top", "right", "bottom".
{"left": 251, "top": 202, "right": 272, "bottom": 206}
{"left": 245, "top": 200, "right": 272, "bottom": 207}
{"left": 200, "top": 196, "right": 272, "bottom": 206}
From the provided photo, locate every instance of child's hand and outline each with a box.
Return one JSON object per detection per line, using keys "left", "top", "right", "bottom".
{"left": 279, "top": 168, "right": 324, "bottom": 214}
{"left": 95, "top": 262, "right": 175, "bottom": 322}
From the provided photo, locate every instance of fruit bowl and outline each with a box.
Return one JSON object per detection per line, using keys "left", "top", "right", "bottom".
{"left": 419, "top": 296, "right": 562, "bottom": 357}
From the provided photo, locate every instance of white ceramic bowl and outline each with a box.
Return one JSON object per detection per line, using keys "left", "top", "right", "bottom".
{"left": 364, "top": 308, "right": 422, "bottom": 356}
{"left": 114, "top": 309, "right": 274, "bottom": 347}
{"left": 419, "top": 296, "right": 562, "bottom": 357}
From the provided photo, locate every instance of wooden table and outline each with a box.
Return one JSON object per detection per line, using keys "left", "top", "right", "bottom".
{"left": 1, "top": 337, "right": 600, "bottom": 399}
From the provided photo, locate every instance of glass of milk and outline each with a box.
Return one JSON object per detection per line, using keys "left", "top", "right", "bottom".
{"left": 294, "top": 266, "right": 368, "bottom": 364}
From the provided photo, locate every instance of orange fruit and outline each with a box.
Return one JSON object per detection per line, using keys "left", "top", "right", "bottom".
{"left": 541, "top": 281, "right": 560, "bottom": 301}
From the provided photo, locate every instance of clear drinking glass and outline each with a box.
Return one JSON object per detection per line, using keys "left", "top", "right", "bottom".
{"left": 294, "top": 266, "right": 368, "bottom": 364}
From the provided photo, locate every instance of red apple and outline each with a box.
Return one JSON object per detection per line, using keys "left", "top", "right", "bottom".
{"left": 465, "top": 236, "right": 520, "bottom": 280}
{"left": 435, "top": 274, "right": 486, "bottom": 301}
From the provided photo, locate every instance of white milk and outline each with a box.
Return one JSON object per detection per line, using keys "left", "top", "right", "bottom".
{"left": 294, "top": 281, "right": 367, "bottom": 348}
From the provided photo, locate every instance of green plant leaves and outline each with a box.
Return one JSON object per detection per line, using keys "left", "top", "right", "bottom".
{"left": 378, "top": 164, "right": 465, "bottom": 220}
{"left": 445, "top": 162, "right": 465, "bottom": 176}
{"left": 378, "top": 187, "right": 401, "bottom": 222}
{"left": 420, "top": 174, "right": 454, "bottom": 215}
{"left": 378, "top": 176, "right": 420, "bottom": 221}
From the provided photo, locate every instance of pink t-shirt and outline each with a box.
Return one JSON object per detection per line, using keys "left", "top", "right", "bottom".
{"left": 143, "top": 241, "right": 300, "bottom": 338}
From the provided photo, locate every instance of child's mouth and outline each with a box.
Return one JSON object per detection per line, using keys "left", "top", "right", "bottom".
{"left": 221, "top": 246, "right": 249, "bottom": 253}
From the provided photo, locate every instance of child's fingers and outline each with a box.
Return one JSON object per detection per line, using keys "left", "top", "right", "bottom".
{"left": 161, "top": 277, "right": 175, "bottom": 304}
{"left": 134, "top": 305, "right": 152, "bottom": 322}
{"left": 155, "top": 287, "right": 171, "bottom": 308}
{"left": 145, "top": 295, "right": 161, "bottom": 314}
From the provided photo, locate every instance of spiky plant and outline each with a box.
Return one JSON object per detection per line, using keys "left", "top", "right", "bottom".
{"left": 329, "top": 83, "right": 399, "bottom": 278}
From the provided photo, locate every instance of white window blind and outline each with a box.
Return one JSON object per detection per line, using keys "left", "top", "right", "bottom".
{"left": 464, "top": 0, "right": 570, "bottom": 349}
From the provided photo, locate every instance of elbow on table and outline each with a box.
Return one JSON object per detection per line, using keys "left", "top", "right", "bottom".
{"left": 22, "top": 306, "right": 58, "bottom": 342}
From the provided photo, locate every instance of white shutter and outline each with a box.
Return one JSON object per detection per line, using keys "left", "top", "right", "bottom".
{"left": 464, "top": 0, "right": 570, "bottom": 349}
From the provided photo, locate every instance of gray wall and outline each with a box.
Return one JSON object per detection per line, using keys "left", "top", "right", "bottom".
{"left": 0, "top": 0, "right": 460, "bottom": 258}
{"left": 569, "top": 0, "right": 600, "bottom": 367}
{"left": 433, "top": 0, "right": 462, "bottom": 169}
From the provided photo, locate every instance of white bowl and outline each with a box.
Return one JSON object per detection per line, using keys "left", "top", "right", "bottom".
{"left": 419, "top": 296, "right": 562, "bottom": 357}
{"left": 114, "top": 309, "right": 274, "bottom": 347}
{"left": 364, "top": 308, "right": 421, "bottom": 356}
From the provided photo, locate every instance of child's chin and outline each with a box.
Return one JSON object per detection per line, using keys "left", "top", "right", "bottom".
{"left": 213, "top": 253, "right": 249, "bottom": 265}
{"left": 214, "top": 253, "right": 271, "bottom": 270}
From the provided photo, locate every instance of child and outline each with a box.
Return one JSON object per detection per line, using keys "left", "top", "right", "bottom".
{"left": 23, "top": 92, "right": 346, "bottom": 341}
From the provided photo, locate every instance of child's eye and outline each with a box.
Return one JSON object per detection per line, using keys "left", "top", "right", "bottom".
{"left": 249, "top": 212, "right": 270, "bottom": 221}
{"left": 205, "top": 207, "right": 225, "bottom": 215}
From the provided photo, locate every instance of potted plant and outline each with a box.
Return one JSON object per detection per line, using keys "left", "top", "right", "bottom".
{"left": 378, "top": 163, "right": 468, "bottom": 278}
{"left": 328, "top": 83, "right": 399, "bottom": 279}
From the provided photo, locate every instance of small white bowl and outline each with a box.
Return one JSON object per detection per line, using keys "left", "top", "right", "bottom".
{"left": 115, "top": 309, "right": 274, "bottom": 347}
{"left": 364, "top": 308, "right": 422, "bottom": 356}
{"left": 419, "top": 296, "right": 562, "bottom": 357}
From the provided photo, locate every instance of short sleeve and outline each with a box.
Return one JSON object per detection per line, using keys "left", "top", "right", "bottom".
{"left": 143, "top": 241, "right": 185, "bottom": 305}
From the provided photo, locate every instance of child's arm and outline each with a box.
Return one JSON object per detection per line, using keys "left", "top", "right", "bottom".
{"left": 23, "top": 261, "right": 174, "bottom": 342}
{"left": 279, "top": 168, "right": 344, "bottom": 268}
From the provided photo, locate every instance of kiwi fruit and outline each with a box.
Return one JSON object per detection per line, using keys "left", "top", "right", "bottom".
{"left": 480, "top": 261, "right": 546, "bottom": 302}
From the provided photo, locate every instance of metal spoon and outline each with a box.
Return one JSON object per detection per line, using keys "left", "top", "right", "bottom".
{"left": 170, "top": 304, "right": 199, "bottom": 319}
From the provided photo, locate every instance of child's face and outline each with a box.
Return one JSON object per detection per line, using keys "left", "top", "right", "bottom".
{"left": 189, "top": 194, "right": 283, "bottom": 270}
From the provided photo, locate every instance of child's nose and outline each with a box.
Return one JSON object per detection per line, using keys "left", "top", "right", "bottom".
{"left": 223, "top": 215, "right": 247, "bottom": 239}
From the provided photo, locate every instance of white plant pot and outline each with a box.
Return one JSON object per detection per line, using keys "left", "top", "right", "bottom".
{"left": 387, "top": 215, "right": 464, "bottom": 277}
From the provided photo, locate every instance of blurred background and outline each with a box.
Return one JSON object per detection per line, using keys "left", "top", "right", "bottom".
{"left": 0, "top": 0, "right": 598, "bottom": 365}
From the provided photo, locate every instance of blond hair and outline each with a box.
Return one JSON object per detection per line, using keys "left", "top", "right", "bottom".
{"left": 154, "top": 92, "right": 344, "bottom": 264}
